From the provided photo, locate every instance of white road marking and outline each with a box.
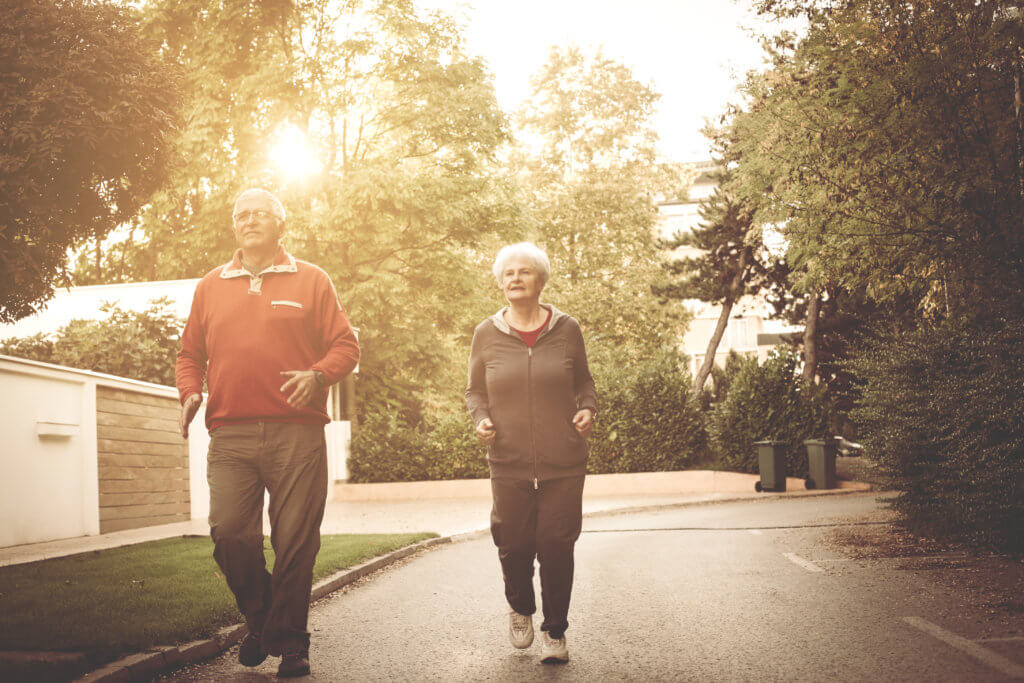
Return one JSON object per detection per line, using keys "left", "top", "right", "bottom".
{"left": 783, "top": 553, "right": 824, "bottom": 573}
{"left": 748, "top": 529, "right": 762, "bottom": 535}
{"left": 903, "top": 617, "right": 1024, "bottom": 678}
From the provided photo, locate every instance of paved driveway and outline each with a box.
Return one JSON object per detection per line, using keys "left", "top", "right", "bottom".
{"left": 163, "top": 493, "right": 1024, "bottom": 681}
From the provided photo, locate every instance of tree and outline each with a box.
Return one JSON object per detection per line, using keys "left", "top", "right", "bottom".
{"left": 658, "top": 179, "right": 771, "bottom": 392}
{"left": 733, "top": 0, "right": 1024, "bottom": 314}
{"left": 81, "top": 0, "right": 518, "bottom": 421}
{"left": 0, "top": 300, "right": 184, "bottom": 386}
{"left": 0, "top": 0, "right": 178, "bottom": 322}
{"left": 513, "top": 47, "right": 690, "bottom": 362}
{"left": 726, "top": 0, "right": 1024, "bottom": 548}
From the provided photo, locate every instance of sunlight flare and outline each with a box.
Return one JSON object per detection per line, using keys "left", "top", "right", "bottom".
{"left": 269, "top": 124, "right": 322, "bottom": 181}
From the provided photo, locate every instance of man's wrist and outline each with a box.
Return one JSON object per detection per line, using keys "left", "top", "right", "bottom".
{"left": 312, "top": 370, "right": 327, "bottom": 387}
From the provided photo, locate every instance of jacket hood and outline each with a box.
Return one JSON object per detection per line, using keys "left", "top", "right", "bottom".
{"left": 489, "top": 303, "right": 568, "bottom": 338}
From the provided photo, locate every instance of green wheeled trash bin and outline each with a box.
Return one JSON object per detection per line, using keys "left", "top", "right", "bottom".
{"left": 804, "top": 439, "right": 837, "bottom": 490}
{"left": 753, "top": 440, "right": 787, "bottom": 492}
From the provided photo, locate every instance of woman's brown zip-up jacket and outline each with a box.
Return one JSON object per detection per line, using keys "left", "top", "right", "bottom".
{"left": 465, "top": 304, "right": 598, "bottom": 483}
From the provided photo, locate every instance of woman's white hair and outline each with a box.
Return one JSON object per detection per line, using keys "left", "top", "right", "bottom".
{"left": 234, "top": 188, "right": 286, "bottom": 222}
{"left": 492, "top": 242, "right": 551, "bottom": 287}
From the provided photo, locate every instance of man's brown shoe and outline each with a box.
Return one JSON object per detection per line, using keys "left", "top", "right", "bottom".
{"left": 238, "top": 631, "right": 267, "bottom": 667}
{"left": 277, "top": 651, "right": 311, "bottom": 678}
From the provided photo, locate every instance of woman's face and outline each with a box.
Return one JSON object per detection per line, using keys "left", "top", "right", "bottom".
{"left": 500, "top": 257, "right": 544, "bottom": 304}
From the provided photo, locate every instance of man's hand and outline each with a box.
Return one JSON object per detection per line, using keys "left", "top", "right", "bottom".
{"left": 572, "top": 409, "right": 594, "bottom": 439}
{"left": 280, "top": 370, "right": 321, "bottom": 408}
{"left": 475, "top": 417, "right": 496, "bottom": 446}
{"left": 179, "top": 393, "right": 203, "bottom": 439}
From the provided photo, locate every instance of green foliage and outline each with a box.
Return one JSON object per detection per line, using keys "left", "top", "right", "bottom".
{"left": 710, "top": 347, "right": 830, "bottom": 478}
{"left": 0, "top": 0, "right": 179, "bottom": 322}
{"left": 0, "top": 300, "right": 184, "bottom": 386}
{"left": 659, "top": 186, "right": 768, "bottom": 304}
{"left": 732, "top": 0, "right": 1024, "bottom": 309}
{"left": 849, "top": 315, "right": 1024, "bottom": 553}
{"left": 81, "top": 0, "right": 519, "bottom": 426}
{"left": 348, "top": 408, "right": 487, "bottom": 483}
{"left": 720, "top": 0, "right": 1024, "bottom": 548}
{"left": 656, "top": 178, "right": 774, "bottom": 391}
{"left": 588, "top": 348, "right": 707, "bottom": 473}
{"left": 514, "top": 47, "right": 690, "bottom": 360}
{"left": 700, "top": 350, "right": 757, "bottom": 412}
{"left": 350, "top": 346, "right": 707, "bottom": 482}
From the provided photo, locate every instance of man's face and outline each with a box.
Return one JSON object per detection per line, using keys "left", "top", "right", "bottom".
{"left": 232, "top": 194, "right": 284, "bottom": 252}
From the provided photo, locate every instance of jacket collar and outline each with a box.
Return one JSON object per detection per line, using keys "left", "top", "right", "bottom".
{"left": 489, "top": 303, "right": 567, "bottom": 338}
{"left": 219, "top": 246, "right": 297, "bottom": 279}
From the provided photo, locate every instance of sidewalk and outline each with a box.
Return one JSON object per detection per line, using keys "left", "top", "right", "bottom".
{"left": 0, "top": 471, "right": 869, "bottom": 567}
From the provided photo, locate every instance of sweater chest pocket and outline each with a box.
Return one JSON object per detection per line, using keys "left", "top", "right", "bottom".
{"left": 269, "top": 299, "right": 308, "bottom": 323}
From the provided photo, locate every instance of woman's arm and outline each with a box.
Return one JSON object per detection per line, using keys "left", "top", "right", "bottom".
{"left": 570, "top": 321, "right": 598, "bottom": 416}
{"left": 465, "top": 325, "right": 492, "bottom": 426}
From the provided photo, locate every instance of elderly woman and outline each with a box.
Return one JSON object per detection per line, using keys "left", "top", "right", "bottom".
{"left": 465, "top": 242, "right": 597, "bottom": 664}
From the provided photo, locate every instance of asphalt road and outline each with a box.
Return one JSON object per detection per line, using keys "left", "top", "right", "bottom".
{"left": 162, "top": 493, "right": 1024, "bottom": 681}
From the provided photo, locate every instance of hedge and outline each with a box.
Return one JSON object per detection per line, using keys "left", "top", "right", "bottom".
{"left": 709, "top": 347, "right": 830, "bottom": 479}
{"left": 849, "top": 314, "right": 1024, "bottom": 553}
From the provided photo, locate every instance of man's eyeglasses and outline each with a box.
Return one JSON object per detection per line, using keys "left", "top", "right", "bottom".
{"left": 233, "top": 209, "right": 279, "bottom": 224}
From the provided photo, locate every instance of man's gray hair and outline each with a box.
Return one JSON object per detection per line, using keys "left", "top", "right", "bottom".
{"left": 492, "top": 242, "right": 551, "bottom": 287}
{"left": 234, "top": 188, "right": 286, "bottom": 222}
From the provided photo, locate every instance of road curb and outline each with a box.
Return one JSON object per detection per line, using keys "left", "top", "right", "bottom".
{"left": 71, "top": 486, "right": 876, "bottom": 682}
{"left": 577, "top": 486, "right": 878, "bottom": 520}
{"left": 71, "top": 536, "right": 450, "bottom": 682}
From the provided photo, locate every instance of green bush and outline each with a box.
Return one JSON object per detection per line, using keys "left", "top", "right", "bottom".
{"left": 347, "top": 408, "right": 487, "bottom": 483}
{"left": 350, "top": 346, "right": 708, "bottom": 481}
{"left": 709, "top": 347, "right": 830, "bottom": 479}
{"left": 849, "top": 315, "right": 1024, "bottom": 553}
{"left": 587, "top": 348, "right": 706, "bottom": 473}
{"left": 700, "top": 350, "right": 756, "bottom": 412}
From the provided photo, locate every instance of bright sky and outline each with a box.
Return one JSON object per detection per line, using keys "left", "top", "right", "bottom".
{"left": 422, "top": 0, "right": 783, "bottom": 162}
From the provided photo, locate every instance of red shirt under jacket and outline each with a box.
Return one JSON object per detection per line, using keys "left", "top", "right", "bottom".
{"left": 176, "top": 247, "right": 360, "bottom": 430}
{"left": 512, "top": 308, "right": 552, "bottom": 348}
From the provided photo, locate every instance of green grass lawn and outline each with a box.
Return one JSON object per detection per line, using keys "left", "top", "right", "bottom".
{"left": 0, "top": 532, "right": 435, "bottom": 655}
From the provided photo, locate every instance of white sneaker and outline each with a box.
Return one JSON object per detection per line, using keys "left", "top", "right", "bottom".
{"left": 508, "top": 609, "right": 534, "bottom": 649}
{"left": 540, "top": 631, "right": 569, "bottom": 663}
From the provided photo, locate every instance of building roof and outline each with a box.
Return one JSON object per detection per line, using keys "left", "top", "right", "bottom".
{"left": 0, "top": 279, "right": 200, "bottom": 339}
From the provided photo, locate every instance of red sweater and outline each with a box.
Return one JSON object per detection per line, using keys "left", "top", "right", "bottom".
{"left": 176, "top": 248, "right": 360, "bottom": 430}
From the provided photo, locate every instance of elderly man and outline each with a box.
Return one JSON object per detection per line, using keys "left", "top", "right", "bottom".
{"left": 177, "top": 188, "right": 359, "bottom": 678}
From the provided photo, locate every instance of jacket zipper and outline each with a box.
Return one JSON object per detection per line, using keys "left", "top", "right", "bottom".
{"left": 528, "top": 345, "right": 538, "bottom": 489}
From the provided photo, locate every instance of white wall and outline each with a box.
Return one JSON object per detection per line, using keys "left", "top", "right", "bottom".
{"left": 0, "top": 356, "right": 199, "bottom": 547}
{"left": 0, "top": 359, "right": 98, "bottom": 546}
{"left": 187, "top": 402, "right": 211, "bottom": 523}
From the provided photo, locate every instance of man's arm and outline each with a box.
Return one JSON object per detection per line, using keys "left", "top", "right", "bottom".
{"left": 308, "top": 272, "right": 360, "bottom": 383}
{"left": 281, "top": 271, "right": 360, "bottom": 408}
{"left": 176, "top": 284, "right": 207, "bottom": 438}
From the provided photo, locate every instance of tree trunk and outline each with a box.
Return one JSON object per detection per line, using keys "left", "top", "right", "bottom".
{"left": 93, "top": 233, "right": 102, "bottom": 282}
{"left": 693, "top": 246, "right": 751, "bottom": 392}
{"left": 692, "top": 248, "right": 749, "bottom": 393}
{"left": 802, "top": 293, "right": 820, "bottom": 383}
{"left": 693, "top": 296, "right": 735, "bottom": 392}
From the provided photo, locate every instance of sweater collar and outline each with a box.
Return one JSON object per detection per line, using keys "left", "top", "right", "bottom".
{"left": 490, "top": 303, "right": 567, "bottom": 338}
{"left": 219, "top": 246, "right": 297, "bottom": 280}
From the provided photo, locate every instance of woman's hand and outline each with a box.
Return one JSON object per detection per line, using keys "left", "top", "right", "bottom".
{"left": 475, "top": 417, "right": 496, "bottom": 446}
{"left": 572, "top": 409, "right": 594, "bottom": 439}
